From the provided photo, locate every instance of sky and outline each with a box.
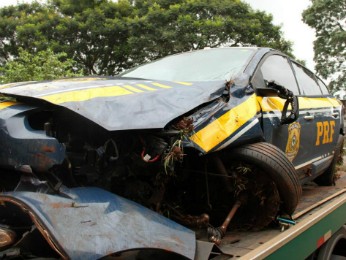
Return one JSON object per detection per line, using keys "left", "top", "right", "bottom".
{"left": 243, "top": 0, "right": 316, "bottom": 71}
{"left": 0, "top": 0, "right": 316, "bottom": 71}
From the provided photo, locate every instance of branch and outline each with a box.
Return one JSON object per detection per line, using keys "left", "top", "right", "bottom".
{"left": 337, "top": 22, "right": 345, "bottom": 32}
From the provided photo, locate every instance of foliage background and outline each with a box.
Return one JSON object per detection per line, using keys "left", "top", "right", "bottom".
{"left": 0, "top": 48, "right": 81, "bottom": 83}
{"left": 0, "top": 0, "right": 294, "bottom": 83}
{"left": 303, "top": 0, "right": 346, "bottom": 91}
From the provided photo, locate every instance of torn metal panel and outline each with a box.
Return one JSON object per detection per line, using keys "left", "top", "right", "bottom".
{"left": 0, "top": 187, "right": 196, "bottom": 260}
{"left": 187, "top": 90, "right": 263, "bottom": 153}
{"left": 0, "top": 107, "right": 65, "bottom": 171}
{"left": 0, "top": 78, "right": 226, "bottom": 131}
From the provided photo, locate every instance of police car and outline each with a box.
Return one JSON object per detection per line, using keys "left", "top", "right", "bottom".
{"left": 0, "top": 47, "right": 343, "bottom": 257}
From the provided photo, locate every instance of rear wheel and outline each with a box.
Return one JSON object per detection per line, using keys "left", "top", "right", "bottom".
{"left": 317, "top": 226, "right": 346, "bottom": 260}
{"left": 315, "top": 135, "right": 344, "bottom": 186}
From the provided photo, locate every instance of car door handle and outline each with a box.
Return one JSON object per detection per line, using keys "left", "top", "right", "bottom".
{"left": 332, "top": 112, "right": 339, "bottom": 118}
{"left": 304, "top": 115, "right": 314, "bottom": 120}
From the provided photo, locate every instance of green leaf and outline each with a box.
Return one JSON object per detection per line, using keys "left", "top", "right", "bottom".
{"left": 302, "top": 0, "right": 346, "bottom": 91}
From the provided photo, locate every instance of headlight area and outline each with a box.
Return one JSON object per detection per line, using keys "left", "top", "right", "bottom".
{"left": 0, "top": 108, "right": 65, "bottom": 173}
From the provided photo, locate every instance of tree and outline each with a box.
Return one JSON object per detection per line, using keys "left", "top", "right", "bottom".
{"left": 0, "top": 48, "right": 82, "bottom": 83}
{"left": 303, "top": 0, "right": 346, "bottom": 91}
{"left": 0, "top": 0, "right": 135, "bottom": 75}
{"left": 128, "top": 0, "right": 293, "bottom": 64}
{"left": 0, "top": 0, "right": 293, "bottom": 76}
{"left": 47, "top": 0, "right": 134, "bottom": 74}
{"left": 0, "top": 2, "right": 46, "bottom": 65}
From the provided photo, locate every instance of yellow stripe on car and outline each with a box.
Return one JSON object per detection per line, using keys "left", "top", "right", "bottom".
{"left": 136, "top": 84, "right": 157, "bottom": 91}
{"left": 0, "top": 82, "right": 34, "bottom": 90}
{"left": 151, "top": 82, "right": 172, "bottom": 89}
{"left": 123, "top": 85, "right": 144, "bottom": 93}
{"left": 190, "top": 95, "right": 341, "bottom": 153}
{"left": 175, "top": 82, "right": 193, "bottom": 86}
{"left": 41, "top": 86, "right": 133, "bottom": 104}
{"left": 190, "top": 94, "right": 259, "bottom": 152}
{"left": 0, "top": 102, "right": 17, "bottom": 110}
{"left": 259, "top": 97, "right": 341, "bottom": 111}
{"left": 307, "top": 97, "right": 341, "bottom": 108}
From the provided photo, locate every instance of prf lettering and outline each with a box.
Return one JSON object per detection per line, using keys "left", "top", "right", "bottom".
{"left": 316, "top": 121, "right": 335, "bottom": 146}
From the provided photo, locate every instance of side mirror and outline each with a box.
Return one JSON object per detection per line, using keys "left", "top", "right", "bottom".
{"left": 256, "top": 81, "right": 299, "bottom": 125}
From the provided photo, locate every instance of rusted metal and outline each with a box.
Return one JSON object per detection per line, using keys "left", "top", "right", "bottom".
{"left": 220, "top": 200, "right": 242, "bottom": 232}
{"left": 27, "top": 210, "right": 66, "bottom": 259}
{"left": 173, "top": 117, "right": 194, "bottom": 133}
{"left": 0, "top": 187, "right": 196, "bottom": 259}
{"left": 0, "top": 126, "right": 65, "bottom": 172}
{"left": 208, "top": 200, "right": 242, "bottom": 245}
{"left": 0, "top": 226, "right": 16, "bottom": 248}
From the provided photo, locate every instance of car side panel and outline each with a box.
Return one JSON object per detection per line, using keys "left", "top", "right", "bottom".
{"left": 258, "top": 96, "right": 342, "bottom": 177}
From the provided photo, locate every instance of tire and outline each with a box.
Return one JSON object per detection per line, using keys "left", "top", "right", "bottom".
{"left": 227, "top": 142, "right": 302, "bottom": 215}
{"left": 315, "top": 135, "right": 344, "bottom": 186}
{"left": 317, "top": 226, "right": 346, "bottom": 260}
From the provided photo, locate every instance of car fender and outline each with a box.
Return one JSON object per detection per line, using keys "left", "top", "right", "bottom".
{"left": 0, "top": 187, "right": 196, "bottom": 260}
{"left": 187, "top": 87, "right": 263, "bottom": 154}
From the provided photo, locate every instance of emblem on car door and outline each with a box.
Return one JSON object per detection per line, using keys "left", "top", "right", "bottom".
{"left": 285, "top": 122, "right": 301, "bottom": 162}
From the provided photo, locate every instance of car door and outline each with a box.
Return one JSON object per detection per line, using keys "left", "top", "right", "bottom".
{"left": 251, "top": 53, "right": 317, "bottom": 176}
{"left": 290, "top": 61, "right": 342, "bottom": 177}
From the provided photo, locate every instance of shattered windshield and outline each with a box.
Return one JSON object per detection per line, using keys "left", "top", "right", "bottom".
{"left": 120, "top": 48, "right": 256, "bottom": 81}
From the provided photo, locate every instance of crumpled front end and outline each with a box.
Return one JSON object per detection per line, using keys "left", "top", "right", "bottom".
{"left": 0, "top": 76, "right": 268, "bottom": 255}
{"left": 186, "top": 85, "right": 263, "bottom": 154}
{"left": 0, "top": 187, "right": 196, "bottom": 259}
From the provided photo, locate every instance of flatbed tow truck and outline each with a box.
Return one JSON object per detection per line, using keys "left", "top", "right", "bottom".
{"left": 200, "top": 171, "right": 346, "bottom": 259}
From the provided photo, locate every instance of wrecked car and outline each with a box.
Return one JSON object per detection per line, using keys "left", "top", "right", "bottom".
{"left": 0, "top": 47, "right": 343, "bottom": 259}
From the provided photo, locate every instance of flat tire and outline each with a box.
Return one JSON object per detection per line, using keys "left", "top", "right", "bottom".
{"left": 227, "top": 142, "right": 302, "bottom": 215}
{"left": 315, "top": 135, "right": 344, "bottom": 186}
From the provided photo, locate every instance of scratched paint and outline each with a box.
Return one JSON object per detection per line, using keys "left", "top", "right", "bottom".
{"left": 0, "top": 187, "right": 196, "bottom": 260}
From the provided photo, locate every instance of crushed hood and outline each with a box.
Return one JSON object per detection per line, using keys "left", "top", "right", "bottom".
{"left": 0, "top": 77, "right": 226, "bottom": 131}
